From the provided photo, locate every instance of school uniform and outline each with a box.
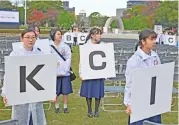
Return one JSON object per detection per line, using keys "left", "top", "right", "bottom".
{"left": 1, "top": 45, "right": 46, "bottom": 125}
{"left": 79, "top": 39, "right": 104, "bottom": 99}
{"left": 73, "top": 32, "right": 79, "bottom": 46}
{"left": 124, "top": 47, "right": 161, "bottom": 125}
{"left": 50, "top": 40, "right": 73, "bottom": 96}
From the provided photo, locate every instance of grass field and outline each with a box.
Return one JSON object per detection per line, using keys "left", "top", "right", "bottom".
{"left": 0, "top": 46, "right": 178, "bottom": 125}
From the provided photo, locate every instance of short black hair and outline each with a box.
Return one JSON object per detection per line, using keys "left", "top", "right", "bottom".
{"left": 49, "top": 28, "right": 63, "bottom": 41}
{"left": 21, "top": 28, "right": 37, "bottom": 38}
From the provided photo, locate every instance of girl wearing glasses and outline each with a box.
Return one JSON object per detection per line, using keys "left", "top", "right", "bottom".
{"left": 1, "top": 28, "right": 47, "bottom": 125}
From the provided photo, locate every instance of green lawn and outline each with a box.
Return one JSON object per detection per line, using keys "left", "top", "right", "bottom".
{"left": 0, "top": 46, "right": 178, "bottom": 125}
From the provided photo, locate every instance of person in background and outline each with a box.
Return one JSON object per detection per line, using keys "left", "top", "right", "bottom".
{"left": 29, "top": 25, "right": 41, "bottom": 39}
{"left": 72, "top": 24, "right": 79, "bottom": 46}
{"left": 49, "top": 28, "right": 73, "bottom": 114}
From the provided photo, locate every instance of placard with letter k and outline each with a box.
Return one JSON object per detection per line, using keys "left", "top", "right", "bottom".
{"left": 4, "top": 54, "right": 57, "bottom": 106}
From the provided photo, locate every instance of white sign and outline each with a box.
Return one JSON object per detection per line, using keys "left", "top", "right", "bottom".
{"left": 77, "top": 33, "right": 88, "bottom": 45}
{"left": 166, "top": 35, "right": 176, "bottom": 46}
{"left": 4, "top": 54, "right": 57, "bottom": 106}
{"left": 0, "top": 11, "right": 19, "bottom": 23}
{"left": 114, "top": 29, "right": 119, "bottom": 34}
{"left": 80, "top": 43, "right": 116, "bottom": 80}
{"left": 64, "top": 32, "right": 74, "bottom": 44}
{"left": 12, "top": 39, "right": 51, "bottom": 54}
{"left": 154, "top": 25, "right": 163, "bottom": 34}
{"left": 130, "top": 62, "right": 175, "bottom": 123}
{"left": 103, "top": 27, "right": 108, "bottom": 33}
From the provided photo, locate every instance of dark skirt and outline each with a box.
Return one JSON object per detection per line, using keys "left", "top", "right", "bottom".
{"left": 80, "top": 79, "right": 104, "bottom": 98}
{"left": 128, "top": 115, "right": 161, "bottom": 125}
{"left": 56, "top": 76, "right": 73, "bottom": 96}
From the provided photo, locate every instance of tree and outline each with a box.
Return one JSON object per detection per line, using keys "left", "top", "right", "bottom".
{"left": 56, "top": 10, "right": 76, "bottom": 29}
{"left": 12, "top": 0, "right": 20, "bottom": 10}
{"left": 89, "top": 12, "right": 109, "bottom": 27}
{"left": 0, "top": 0, "right": 14, "bottom": 10}
{"left": 123, "top": 1, "right": 160, "bottom": 30}
{"left": 28, "top": 1, "right": 63, "bottom": 13}
{"left": 156, "top": 1, "right": 178, "bottom": 27}
{"left": 28, "top": 9, "right": 47, "bottom": 25}
{"left": 110, "top": 20, "right": 118, "bottom": 28}
{"left": 17, "top": 7, "right": 25, "bottom": 25}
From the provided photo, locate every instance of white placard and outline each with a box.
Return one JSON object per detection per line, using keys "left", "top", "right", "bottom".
{"left": 64, "top": 32, "right": 74, "bottom": 44}
{"left": 154, "top": 25, "right": 163, "bottom": 34}
{"left": 0, "top": 10, "right": 19, "bottom": 23}
{"left": 80, "top": 43, "right": 116, "bottom": 80}
{"left": 12, "top": 39, "right": 51, "bottom": 54}
{"left": 166, "top": 35, "right": 176, "bottom": 46}
{"left": 103, "top": 27, "right": 108, "bottom": 33}
{"left": 115, "top": 29, "right": 119, "bottom": 34}
{"left": 4, "top": 54, "right": 57, "bottom": 106}
{"left": 130, "top": 62, "right": 175, "bottom": 123}
{"left": 77, "top": 33, "right": 88, "bottom": 45}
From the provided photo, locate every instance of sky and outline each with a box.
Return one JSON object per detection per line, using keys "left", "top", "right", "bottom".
{"left": 67, "top": 0, "right": 127, "bottom": 16}
{"left": 9, "top": 0, "right": 127, "bottom": 17}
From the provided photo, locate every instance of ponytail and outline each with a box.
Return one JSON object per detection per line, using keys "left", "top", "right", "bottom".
{"left": 135, "top": 41, "right": 141, "bottom": 51}
{"left": 85, "top": 34, "right": 91, "bottom": 44}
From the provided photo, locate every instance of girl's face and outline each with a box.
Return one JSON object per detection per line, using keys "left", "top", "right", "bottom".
{"left": 21, "top": 32, "right": 36, "bottom": 50}
{"left": 54, "top": 31, "right": 62, "bottom": 42}
{"left": 91, "top": 33, "right": 101, "bottom": 43}
{"left": 34, "top": 27, "right": 40, "bottom": 37}
{"left": 73, "top": 26, "right": 78, "bottom": 32}
{"left": 142, "top": 36, "right": 156, "bottom": 50}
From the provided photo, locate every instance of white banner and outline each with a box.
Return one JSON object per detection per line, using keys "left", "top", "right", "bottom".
{"left": 80, "top": 43, "right": 116, "bottom": 80}
{"left": 130, "top": 62, "right": 175, "bottom": 123}
{"left": 154, "top": 25, "right": 163, "bottom": 34}
{"left": 4, "top": 54, "right": 57, "bottom": 106}
{"left": 0, "top": 11, "right": 19, "bottom": 23}
{"left": 103, "top": 27, "right": 108, "bottom": 33}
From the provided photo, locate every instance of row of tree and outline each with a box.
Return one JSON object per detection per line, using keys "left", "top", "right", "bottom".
{"left": 0, "top": 0, "right": 178, "bottom": 30}
{"left": 0, "top": 0, "right": 76, "bottom": 29}
{"left": 122, "top": 1, "right": 178, "bottom": 30}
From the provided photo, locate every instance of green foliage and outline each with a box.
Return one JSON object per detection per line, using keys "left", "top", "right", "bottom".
{"left": 56, "top": 10, "right": 76, "bottom": 29}
{"left": 122, "top": 15, "right": 148, "bottom": 30}
{"left": 17, "top": 7, "right": 25, "bottom": 25}
{"left": 110, "top": 20, "right": 118, "bottom": 28}
{"left": 0, "top": 0, "right": 14, "bottom": 10}
{"left": 28, "top": 1, "right": 63, "bottom": 13}
{"left": 156, "top": 1, "right": 178, "bottom": 27}
{"left": 89, "top": 12, "right": 109, "bottom": 27}
{"left": 123, "top": 1, "right": 178, "bottom": 30}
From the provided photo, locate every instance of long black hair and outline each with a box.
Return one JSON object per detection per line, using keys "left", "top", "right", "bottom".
{"left": 85, "top": 27, "right": 102, "bottom": 43}
{"left": 135, "top": 29, "right": 157, "bottom": 51}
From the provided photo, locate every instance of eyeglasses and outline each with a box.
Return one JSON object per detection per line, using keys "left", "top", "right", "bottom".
{"left": 34, "top": 30, "right": 40, "bottom": 32}
{"left": 23, "top": 37, "right": 36, "bottom": 40}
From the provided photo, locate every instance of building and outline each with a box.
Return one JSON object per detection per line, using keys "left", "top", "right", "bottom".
{"left": 63, "top": 1, "right": 75, "bottom": 14}
{"left": 116, "top": 8, "right": 127, "bottom": 17}
{"left": 127, "top": 0, "right": 147, "bottom": 8}
{"left": 76, "top": 10, "right": 90, "bottom": 28}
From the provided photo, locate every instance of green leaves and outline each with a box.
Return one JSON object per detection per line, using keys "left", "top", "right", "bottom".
{"left": 56, "top": 10, "right": 76, "bottom": 29}
{"left": 156, "top": 1, "right": 178, "bottom": 27}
